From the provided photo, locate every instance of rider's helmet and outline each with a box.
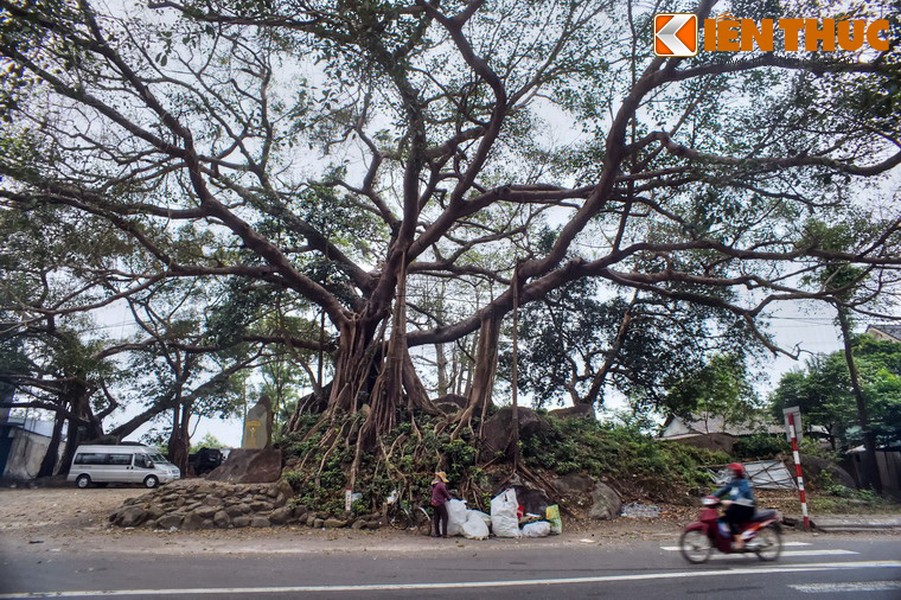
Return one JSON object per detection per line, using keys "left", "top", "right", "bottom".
{"left": 728, "top": 462, "right": 746, "bottom": 478}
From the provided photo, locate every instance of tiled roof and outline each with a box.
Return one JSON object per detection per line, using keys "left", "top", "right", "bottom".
{"left": 866, "top": 324, "right": 901, "bottom": 343}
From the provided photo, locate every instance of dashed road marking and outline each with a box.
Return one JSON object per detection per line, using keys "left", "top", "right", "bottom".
{"left": 790, "top": 580, "right": 901, "bottom": 593}
{"left": 661, "top": 541, "right": 811, "bottom": 551}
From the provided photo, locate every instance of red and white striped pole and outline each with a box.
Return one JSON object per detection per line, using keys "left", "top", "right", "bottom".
{"left": 788, "top": 412, "right": 810, "bottom": 531}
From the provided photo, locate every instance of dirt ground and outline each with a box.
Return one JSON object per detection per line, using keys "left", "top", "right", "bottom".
{"left": 0, "top": 485, "right": 692, "bottom": 556}
{"left": 0, "top": 485, "right": 893, "bottom": 558}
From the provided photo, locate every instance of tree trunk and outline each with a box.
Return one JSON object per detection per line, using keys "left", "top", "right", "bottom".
{"left": 510, "top": 273, "right": 520, "bottom": 471}
{"left": 167, "top": 405, "right": 190, "bottom": 476}
{"left": 836, "top": 307, "right": 882, "bottom": 493}
{"left": 436, "top": 342, "right": 449, "bottom": 396}
{"left": 453, "top": 315, "right": 501, "bottom": 437}
{"left": 57, "top": 385, "right": 105, "bottom": 476}
{"left": 328, "top": 317, "right": 383, "bottom": 415}
{"left": 38, "top": 410, "right": 66, "bottom": 477}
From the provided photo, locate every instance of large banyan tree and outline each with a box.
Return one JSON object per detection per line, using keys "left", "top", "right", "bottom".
{"left": 1, "top": 0, "right": 899, "bottom": 479}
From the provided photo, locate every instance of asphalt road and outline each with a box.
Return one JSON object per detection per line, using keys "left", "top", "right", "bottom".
{"left": 1, "top": 535, "right": 898, "bottom": 599}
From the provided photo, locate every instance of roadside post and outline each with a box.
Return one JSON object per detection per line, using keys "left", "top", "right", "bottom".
{"left": 783, "top": 406, "right": 810, "bottom": 530}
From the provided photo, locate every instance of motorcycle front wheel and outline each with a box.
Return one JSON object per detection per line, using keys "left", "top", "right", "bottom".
{"left": 754, "top": 525, "right": 782, "bottom": 561}
{"left": 679, "top": 529, "right": 712, "bottom": 564}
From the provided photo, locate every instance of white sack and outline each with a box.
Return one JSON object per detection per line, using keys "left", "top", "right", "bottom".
{"left": 469, "top": 509, "right": 492, "bottom": 528}
{"left": 490, "top": 488, "right": 522, "bottom": 538}
{"left": 521, "top": 521, "right": 551, "bottom": 537}
{"left": 445, "top": 499, "right": 468, "bottom": 537}
{"left": 461, "top": 510, "right": 490, "bottom": 540}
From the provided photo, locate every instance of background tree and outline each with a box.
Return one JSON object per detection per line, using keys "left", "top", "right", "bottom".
{"left": 503, "top": 277, "right": 762, "bottom": 413}
{"left": 770, "top": 335, "right": 901, "bottom": 452}
{"left": 664, "top": 353, "right": 760, "bottom": 429}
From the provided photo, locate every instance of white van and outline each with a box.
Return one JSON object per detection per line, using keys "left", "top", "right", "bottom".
{"left": 67, "top": 444, "right": 181, "bottom": 489}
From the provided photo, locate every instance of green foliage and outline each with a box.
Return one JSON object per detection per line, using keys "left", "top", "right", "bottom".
{"left": 281, "top": 414, "right": 483, "bottom": 517}
{"left": 733, "top": 434, "right": 790, "bottom": 461}
{"left": 809, "top": 468, "right": 898, "bottom": 513}
{"left": 192, "top": 432, "right": 224, "bottom": 450}
{"left": 521, "top": 417, "right": 728, "bottom": 495}
{"left": 770, "top": 335, "right": 901, "bottom": 448}
{"left": 281, "top": 470, "right": 304, "bottom": 492}
{"left": 503, "top": 280, "right": 763, "bottom": 414}
{"left": 798, "top": 437, "right": 841, "bottom": 462}
{"left": 664, "top": 354, "right": 760, "bottom": 424}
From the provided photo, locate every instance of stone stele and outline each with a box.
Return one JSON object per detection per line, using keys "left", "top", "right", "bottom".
{"left": 242, "top": 395, "right": 274, "bottom": 449}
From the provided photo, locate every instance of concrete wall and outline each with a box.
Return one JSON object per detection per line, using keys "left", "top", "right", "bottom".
{"left": 1, "top": 429, "right": 55, "bottom": 480}
{"left": 842, "top": 450, "right": 901, "bottom": 494}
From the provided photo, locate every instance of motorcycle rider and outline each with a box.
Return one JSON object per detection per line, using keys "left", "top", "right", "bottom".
{"left": 713, "top": 462, "right": 755, "bottom": 550}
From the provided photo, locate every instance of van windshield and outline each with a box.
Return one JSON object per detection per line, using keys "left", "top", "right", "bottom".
{"left": 148, "top": 452, "right": 169, "bottom": 464}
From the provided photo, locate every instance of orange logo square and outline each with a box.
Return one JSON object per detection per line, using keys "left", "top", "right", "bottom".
{"left": 654, "top": 14, "right": 698, "bottom": 57}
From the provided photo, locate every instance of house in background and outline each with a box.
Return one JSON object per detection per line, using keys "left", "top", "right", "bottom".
{"left": 866, "top": 323, "right": 901, "bottom": 343}
{"left": 660, "top": 413, "right": 784, "bottom": 454}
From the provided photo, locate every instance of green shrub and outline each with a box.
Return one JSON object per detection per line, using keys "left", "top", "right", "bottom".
{"left": 733, "top": 434, "right": 789, "bottom": 460}
{"left": 281, "top": 470, "right": 304, "bottom": 492}
{"left": 522, "top": 416, "right": 727, "bottom": 493}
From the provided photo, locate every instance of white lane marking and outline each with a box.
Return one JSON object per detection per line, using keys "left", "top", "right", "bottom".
{"left": 707, "top": 550, "right": 858, "bottom": 560}
{"left": 790, "top": 580, "right": 901, "bottom": 593}
{"left": 0, "top": 560, "right": 898, "bottom": 598}
{"left": 661, "top": 542, "right": 812, "bottom": 551}
{"left": 660, "top": 548, "right": 857, "bottom": 559}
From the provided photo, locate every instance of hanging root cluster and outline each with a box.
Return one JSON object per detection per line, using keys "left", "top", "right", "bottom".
{"left": 278, "top": 408, "right": 492, "bottom": 517}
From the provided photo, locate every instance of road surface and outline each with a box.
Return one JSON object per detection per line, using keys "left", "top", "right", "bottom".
{"left": 1, "top": 533, "right": 898, "bottom": 599}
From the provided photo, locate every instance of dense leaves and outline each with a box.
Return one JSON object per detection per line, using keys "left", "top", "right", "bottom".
{"left": 770, "top": 336, "right": 901, "bottom": 449}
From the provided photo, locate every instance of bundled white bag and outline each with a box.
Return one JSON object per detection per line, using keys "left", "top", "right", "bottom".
{"left": 521, "top": 521, "right": 551, "bottom": 537}
{"left": 461, "top": 510, "right": 490, "bottom": 540}
{"left": 470, "top": 509, "right": 492, "bottom": 528}
{"left": 490, "top": 488, "right": 522, "bottom": 538}
{"left": 445, "top": 499, "right": 468, "bottom": 537}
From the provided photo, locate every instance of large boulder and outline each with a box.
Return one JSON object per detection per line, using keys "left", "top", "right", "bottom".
{"left": 552, "top": 474, "right": 595, "bottom": 495}
{"left": 206, "top": 448, "right": 282, "bottom": 483}
{"left": 588, "top": 482, "right": 622, "bottom": 520}
{"left": 433, "top": 394, "right": 469, "bottom": 414}
{"left": 480, "top": 407, "right": 552, "bottom": 459}
{"left": 802, "top": 454, "right": 858, "bottom": 490}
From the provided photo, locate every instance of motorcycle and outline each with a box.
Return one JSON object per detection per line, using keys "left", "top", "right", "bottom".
{"left": 679, "top": 495, "right": 783, "bottom": 563}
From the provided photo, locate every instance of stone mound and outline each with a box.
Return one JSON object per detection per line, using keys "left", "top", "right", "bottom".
{"left": 107, "top": 479, "right": 385, "bottom": 531}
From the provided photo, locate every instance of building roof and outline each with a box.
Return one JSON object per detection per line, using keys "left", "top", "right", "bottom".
{"left": 661, "top": 413, "right": 783, "bottom": 439}
{"left": 866, "top": 324, "right": 901, "bottom": 343}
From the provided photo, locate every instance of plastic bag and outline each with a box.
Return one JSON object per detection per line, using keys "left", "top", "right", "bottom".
{"left": 546, "top": 504, "right": 562, "bottom": 535}
{"left": 522, "top": 521, "right": 551, "bottom": 537}
{"left": 490, "top": 488, "right": 522, "bottom": 538}
{"left": 461, "top": 510, "right": 490, "bottom": 540}
{"left": 445, "top": 499, "right": 468, "bottom": 537}
{"left": 469, "top": 509, "right": 492, "bottom": 529}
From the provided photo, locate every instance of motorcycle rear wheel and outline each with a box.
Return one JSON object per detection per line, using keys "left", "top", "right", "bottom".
{"left": 754, "top": 525, "right": 782, "bottom": 561}
{"left": 679, "top": 529, "right": 712, "bottom": 564}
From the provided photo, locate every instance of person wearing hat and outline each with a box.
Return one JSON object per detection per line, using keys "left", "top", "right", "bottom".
{"left": 713, "top": 462, "right": 756, "bottom": 550}
{"left": 430, "top": 471, "right": 453, "bottom": 538}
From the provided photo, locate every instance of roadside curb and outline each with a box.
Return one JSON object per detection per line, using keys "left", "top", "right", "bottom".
{"left": 783, "top": 514, "right": 901, "bottom": 532}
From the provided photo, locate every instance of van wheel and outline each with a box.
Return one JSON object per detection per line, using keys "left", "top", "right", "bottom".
{"left": 143, "top": 475, "right": 160, "bottom": 489}
{"left": 75, "top": 474, "right": 91, "bottom": 489}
